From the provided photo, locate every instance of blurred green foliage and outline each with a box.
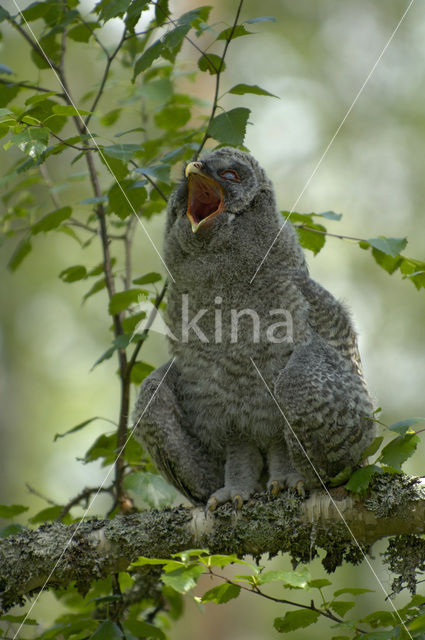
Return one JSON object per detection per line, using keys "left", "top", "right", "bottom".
{"left": 1, "top": 0, "right": 425, "bottom": 638}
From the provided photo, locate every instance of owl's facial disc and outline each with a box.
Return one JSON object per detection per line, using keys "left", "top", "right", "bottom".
{"left": 185, "top": 163, "right": 224, "bottom": 233}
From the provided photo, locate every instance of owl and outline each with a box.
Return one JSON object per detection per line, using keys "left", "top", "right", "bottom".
{"left": 133, "top": 147, "right": 376, "bottom": 510}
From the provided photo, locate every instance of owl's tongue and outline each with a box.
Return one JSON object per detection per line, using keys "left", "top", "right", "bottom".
{"left": 187, "top": 174, "right": 224, "bottom": 233}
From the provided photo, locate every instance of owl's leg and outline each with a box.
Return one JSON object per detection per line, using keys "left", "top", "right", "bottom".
{"left": 274, "top": 336, "right": 375, "bottom": 489}
{"left": 267, "top": 441, "right": 306, "bottom": 497}
{"left": 133, "top": 360, "right": 224, "bottom": 505}
{"left": 206, "top": 441, "right": 263, "bottom": 511}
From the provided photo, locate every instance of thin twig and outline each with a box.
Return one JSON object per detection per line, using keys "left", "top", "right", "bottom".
{"left": 78, "top": 15, "right": 109, "bottom": 57}
{"left": 294, "top": 223, "right": 367, "bottom": 244}
{"left": 48, "top": 129, "right": 96, "bottom": 151}
{"left": 85, "top": 26, "right": 127, "bottom": 128}
{"left": 124, "top": 215, "right": 136, "bottom": 290}
{"left": 0, "top": 78, "right": 64, "bottom": 96}
{"left": 125, "top": 280, "right": 168, "bottom": 383}
{"left": 153, "top": 2, "right": 219, "bottom": 74}
{"left": 209, "top": 570, "right": 367, "bottom": 633}
{"left": 68, "top": 218, "right": 124, "bottom": 240}
{"left": 57, "top": 486, "right": 114, "bottom": 521}
{"left": 129, "top": 160, "right": 169, "bottom": 203}
{"left": 26, "top": 484, "right": 57, "bottom": 506}
{"left": 39, "top": 164, "right": 62, "bottom": 209}
{"left": 194, "top": 0, "right": 245, "bottom": 157}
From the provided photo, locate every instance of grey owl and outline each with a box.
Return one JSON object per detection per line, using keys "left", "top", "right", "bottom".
{"left": 133, "top": 147, "right": 376, "bottom": 509}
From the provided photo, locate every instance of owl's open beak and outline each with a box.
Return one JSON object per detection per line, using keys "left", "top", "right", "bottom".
{"left": 185, "top": 162, "right": 224, "bottom": 233}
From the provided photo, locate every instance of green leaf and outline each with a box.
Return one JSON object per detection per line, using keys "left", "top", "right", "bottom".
{"left": 124, "top": 619, "right": 165, "bottom": 639}
{"left": 379, "top": 434, "right": 420, "bottom": 471}
{"left": 95, "top": 0, "right": 129, "bottom": 21}
{"left": 371, "top": 247, "right": 403, "bottom": 274}
{"left": 25, "top": 92, "right": 58, "bottom": 106}
{"left": 361, "top": 436, "right": 384, "bottom": 461}
{"left": 52, "top": 105, "right": 92, "bottom": 116}
{"left": 90, "top": 620, "right": 123, "bottom": 640}
{"left": 198, "top": 553, "right": 247, "bottom": 568}
{"left": 201, "top": 582, "right": 241, "bottom": 604}
{"left": 388, "top": 417, "right": 424, "bottom": 435}
{"left": 246, "top": 16, "right": 276, "bottom": 23}
{"left": 329, "top": 465, "right": 353, "bottom": 486}
{"left": 334, "top": 587, "right": 374, "bottom": 597}
{"left": 8, "top": 237, "right": 32, "bottom": 271}
{"left": 0, "top": 524, "right": 27, "bottom": 537}
{"left": 54, "top": 416, "right": 107, "bottom": 441}
{"left": 295, "top": 223, "right": 326, "bottom": 255}
{"left": 208, "top": 107, "right": 250, "bottom": 146}
{"left": 367, "top": 236, "right": 407, "bottom": 257}
{"left": 59, "top": 265, "right": 87, "bottom": 283}
{"left": 330, "top": 600, "right": 355, "bottom": 617}
{"left": 130, "top": 361, "right": 155, "bottom": 385}
{"left": 345, "top": 465, "right": 382, "bottom": 494}
{"left": 154, "top": 105, "right": 191, "bottom": 130}
{"left": 228, "top": 83, "right": 278, "bottom": 98}
{"left": 133, "top": 272, "right": 162, "bottom": 285}
{"left": 131, "top": 556, "right": 179, "bottom": 568}
{"left": 155, "top": 0, "right": 169, "bottom": 26}
{"left": 0, "top": 614, "right": 37, "bottom": 625}
{"left": 135, "top": 164, "right": 171, "bottom": 184}
{"left": 0, "top": 63, "right": 13, "bottom": 75}
{"left": 100, "top": 108, "right": 122, "bottom": 126}
{"left": 216, "top": 24, "right": 252, "bottom": 40}
{"left": 177, "top": 6, "right": 212, "bottom": 26}
{"left": 308, "top": 579, "right": 332, "bottom": 589}
{"left": 133, "top": 40, "right": 163, "bottom": 80}
{"left": 0, "top": 107, "right": 13, "bottom": 118}
{"left": 108, "top": 289, "right": 146, "bottom": 315}
{"left": 83, "top": 277, "right": 106, "bottom": 303}
{"left": 82, "top": 433, "right": 116, "bottom": 465}
{"left": 361, "top": 610, "right": 395, "bottom": 628}
{"left": 274, "top": 609, "right": 320, "bottom": 632}
{"left": 314, "top": 210, "right": 342, "bottom": 220}
{"left": 198, "top": 53, "right": 224, "bottom": 74}
{"left": 68, "top": 22, "right": 100, "bottom": 43}
{"left": 408, "top": 612, "right": 425, "bottom": 632}
{"left": 91, "top": 334, "right": 132, "bottom": 369}
{"left": 32, "top": 206, "right": 72, "bottom": 234}
{"left": 12, "top": 126, "right": 49, "bottom": 158}
{"left": 108, "top": 179, "right": 147, "bottom": 219}
{"left": 21, "top": 2, "right": 48, "bottom": 21}
{"left": 29, "top": 505, "right": 70, "bottom": 524}
{"left": 124, "top": 471, "right": 176, "bottom": 509}
{"left": 103, "top": 143, "right": 141, "bottom": 161}
{"left": 161, "top": 24, "right": 191, "bottom": 61}
{"left": 0, "top": 504, "right": 29, "bottom": 518}
{"left": 162, "top": 564, "right": 205, "bottom": 593}
{"left": 125, "top": 0, "right": 151, "bottom": 33}
{"left": 257, "top": 568, "right": 310, "bottom": 588}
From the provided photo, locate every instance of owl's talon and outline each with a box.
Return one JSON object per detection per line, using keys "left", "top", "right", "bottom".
{"left": 268, "top": 480, "right": 281, "bottom": 497}
{"left": 232, "top": 494, "right": 243, "bottom": 511}
{"left": 205, "top": 496, "right": 218, "bottom": 514}
{"left": 296, "top": 481, "right": 306, "bottom": 498}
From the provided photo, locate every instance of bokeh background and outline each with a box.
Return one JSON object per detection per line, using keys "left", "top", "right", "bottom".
{"left": 1, "top": 0, "right": 424, "bottom": 638}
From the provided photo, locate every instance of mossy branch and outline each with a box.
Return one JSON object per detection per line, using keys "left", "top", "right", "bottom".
{"left": 1, "top": 476, "right": 425, "bottom": 612}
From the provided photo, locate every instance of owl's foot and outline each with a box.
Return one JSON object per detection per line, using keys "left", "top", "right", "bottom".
{"left": 267, "top": 473, "right": 306, "bottom": 498}
{"left": 205, "top": 486, "right": 252, "bottom": 513}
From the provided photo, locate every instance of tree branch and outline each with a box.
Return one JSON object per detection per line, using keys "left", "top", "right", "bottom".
{"left": 2, "top": 477, "right": 425, "bottom": 612}
{"left": 0, "top": 78, "right": 64, "bottom": 97}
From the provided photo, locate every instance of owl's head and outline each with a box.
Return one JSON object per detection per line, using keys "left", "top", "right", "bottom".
{"left": 166, "top": 147, "right": 276, "bottom": 239}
